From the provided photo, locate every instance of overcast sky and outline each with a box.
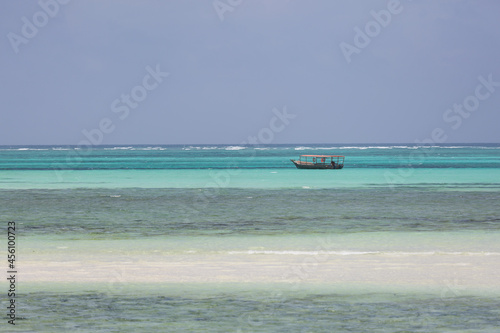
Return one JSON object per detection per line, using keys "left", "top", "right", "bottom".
{"left": 1, "top": 0, "right": 499, "bottom": 145}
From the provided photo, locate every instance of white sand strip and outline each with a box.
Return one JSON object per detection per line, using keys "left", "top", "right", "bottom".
{"left": 16, "top": 253, "right": 500, "bottom": 290}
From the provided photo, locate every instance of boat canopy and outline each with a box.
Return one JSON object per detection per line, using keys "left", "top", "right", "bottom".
{"left": 299, "top": 155, "right": 345, "bottom": 158}
{"left": 291, "top": 154, "right": 345, "bottom": 169}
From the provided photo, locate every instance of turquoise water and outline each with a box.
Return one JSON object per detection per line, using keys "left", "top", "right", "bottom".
{"left": 1, "top": 144, "right": 500, "bottom": 332}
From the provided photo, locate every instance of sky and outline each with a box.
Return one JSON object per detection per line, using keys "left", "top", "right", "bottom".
{"left": 1, "top": 0, "right": 499, "bottom": 145}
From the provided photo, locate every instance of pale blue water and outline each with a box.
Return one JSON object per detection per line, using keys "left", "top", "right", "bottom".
{"left": 1, "top": 144, "right": 500, "bottom": 332}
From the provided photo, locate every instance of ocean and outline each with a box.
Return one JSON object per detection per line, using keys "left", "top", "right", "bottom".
{"left": 1, "top": 144, "right": 500, "bottom": 332}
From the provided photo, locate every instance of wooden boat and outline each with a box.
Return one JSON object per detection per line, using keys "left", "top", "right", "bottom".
{"left": 291, "top": 155, "right": 345, "bottom": 169}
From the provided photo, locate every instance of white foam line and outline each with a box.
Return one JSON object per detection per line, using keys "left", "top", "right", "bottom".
{"left": 225, "top": 146, "right": 246, "bottom": 150}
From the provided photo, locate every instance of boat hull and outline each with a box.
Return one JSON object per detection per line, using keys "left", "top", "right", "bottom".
{"left": 291, "top": 160, "right": 344, "bottom": 169}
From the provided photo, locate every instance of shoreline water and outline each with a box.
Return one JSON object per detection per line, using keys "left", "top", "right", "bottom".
{"left": 13, "top": 282, "right": 500, "bottom": 333}
{"left": 2, "top": 144, "right": 499, "bottom": 331}
{"left": 1, "top": 168, "right": 500, "bottom": 190}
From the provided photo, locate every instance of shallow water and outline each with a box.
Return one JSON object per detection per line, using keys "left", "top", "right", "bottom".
{"left": 15, "top": 286, "right": 500, "bottom": 332}
{"left": 2, "top": 144, "right": 499, "bottom": 332}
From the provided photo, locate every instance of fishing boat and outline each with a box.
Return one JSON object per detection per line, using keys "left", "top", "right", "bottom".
{"left": 291, "top": 155, "right": 345, "bottom": 169}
